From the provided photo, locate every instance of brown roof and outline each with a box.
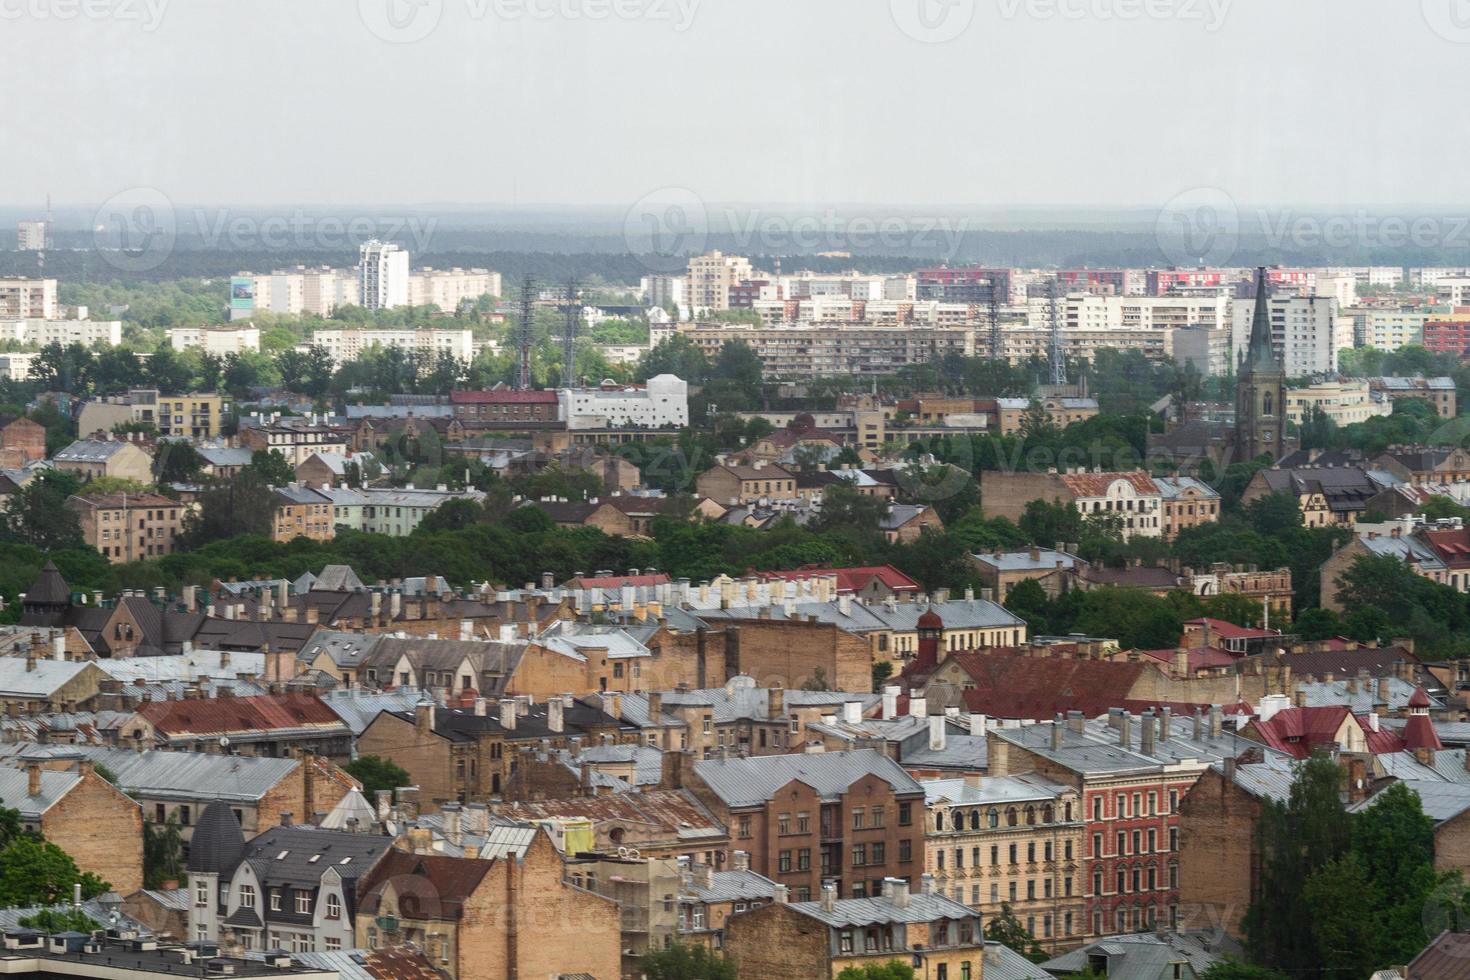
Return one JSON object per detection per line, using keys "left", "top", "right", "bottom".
{"left": 1056, "top": 470, "right": 1160, "bottom": 498}
{"left": 136, "top": 691, "right": 347, "bottom": 737}
{"left": 1407, "top": 931, "right": 1470, "bottom": 979}
{"left": 364, "top": 947, "right": 453, "bottom": 980}
{"left": 1076, "top": 565, "right": 1182, "bottom": 590}
{"left": 70, "top": 492, "right": 181, "bottom": 510}
{"left": 490, "top": 789, "right": 724, "bottom": 840}
{"left": 358, "top": 849, "right": 496, "bottom": 920}
{"left": 939, "top": 650, "right": 1153, "bottom": 720}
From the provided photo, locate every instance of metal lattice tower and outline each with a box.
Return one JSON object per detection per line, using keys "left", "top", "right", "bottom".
{"left": 562, "top": 278, "right": 580, "bottom": 386}
{"left": 516, "top": 275, "right": 536, "bottom": 390}
{"left": 1048, "top": 275, "right": 1067, "bottom": 386}
{"left": 988, "top": 276, "right": 1003, "bottom": 362}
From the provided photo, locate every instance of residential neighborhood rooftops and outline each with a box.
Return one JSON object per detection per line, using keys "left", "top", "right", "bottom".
{"left": 692, "top": 748, "right": 923, "bottom": 809}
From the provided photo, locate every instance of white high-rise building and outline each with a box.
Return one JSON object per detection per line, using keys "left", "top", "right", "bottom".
{"left": 359, "top": 241, "right": 410, "bottom": 310}
{"left": 686, "top": 251, "right": 752, "bottom": 312}
{"left": 16, "top": 221, "right": 47, "bottom": 251}
{"left": 405, "top": 268, "right": 501, "bottom": 311}
{"left": 1231, "top": 294, "right": 1353, "bottom": 376}
{"left": 1437, "top": 278, "right": 1470, "bottom": 308}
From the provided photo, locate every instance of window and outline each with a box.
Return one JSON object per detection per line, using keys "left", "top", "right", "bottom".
{"left": 738, "top": 816, "right": 751, "bottom": 838}
{"left": 871, "top": 805, "right": 885, "bottom": 828}
{"left": 1092, "top": 796, "right": 1102, "bottom": 820}
{"left": 1027, "top": 842, "right": 1036, "bottom": 863}
{"left": 778, "top": 813, "right": 791, "bottom": 836}
{"left": 1065, "top": 840, "right": 1074, "bottom": 860}
{"left": 295, "top": 891, "right": 311, "bottom": 914}
{"left": 872, "top": 842, "right": 885, "bottom": 864}
{"left": 324, "top": 938, "right": 341, "bottom": 953}
{"left": 270, "top": 890, "right": 282, "bottom": 912}
{"left": 899, "top": 839, "right": 912, "bottom": 863}
{"left": 852, "top": 808, "right": 865, "bottom": 829}
{"left": 937, "top": 850, "right": 946, "bottom": 870}
{"left": 1026, "top": 880, "right": 1035, "bottom": 900}
{"left": 1169, "top": 788, "right": 1180, "bottom": 812}
{"left": 1148, "top": 828, "right": 1157, "bottom": 853}
{"left": 239, "top": 884, "right": 255, "bottom": 909}
{"left": 797, "top": 812, "right": 810, "bottom": 833}
{"left": 195, "top": 881, "right": 209, "bottom": 907}
{"left": 1008, "top": 843, "right": 1017, "bottom": 864}
{"left": 839, "top": 931, "right": 854, "bottom": 954}
{"left": 1170, "top": 827, "right": 1179, "bottom": 851}
{"left": 1093, "top": 870, "right": 1104, "bottom": 895}
{"left": 852, "top": 844, "right": 866, "bottom": 867}
{"left": 898, "top": 802, "right": 912, "bottom": 826}
{"left": 797, "top": 849, "right": 811, "bottom": 871}
{"left": 326, "top": 894, "right": 341, "bottom": 919}
{"left": 778, "top": 850, "right": 792, "bottom": 873}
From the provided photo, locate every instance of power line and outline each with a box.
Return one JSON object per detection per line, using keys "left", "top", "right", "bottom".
{"left": 516, "top": 275, "right": 536, "bottom": 390}
{"left": 1049, "top": 275, "right": 1067, "bottom": 386}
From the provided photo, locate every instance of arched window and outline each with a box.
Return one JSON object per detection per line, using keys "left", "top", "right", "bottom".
{"left": 1005, "top": 807, "right": 1018, "bottom": 827}
{"left": 1042, "top": 804, "right": 1054, "bottom": 824}
{"left": 1024, "top": 805, "right": 1036, "bottom": 826}
{"left": 987, "top": 808, "right": 999, "bottom": 828}
{"left": 1263, "top": 392, "right": 1274, "bottom": 416}
{"left": 969, "top": 810, "right": 980, "bottom": 831}
{"left": 935, "top": 811, "right": 945, "bottom": 832}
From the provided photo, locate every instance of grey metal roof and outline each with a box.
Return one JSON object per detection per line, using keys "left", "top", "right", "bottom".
{"left": 54, "top": 439, "right": 135, "bottom": 462}
{"left": 971, "top": 549, "right": 1084, "bottom": 573}
{"left": 900, "top": 732, "right": 989, "bottom": 770}
{"left": 683, "top": 868, "right": 778, "bottom": 904}
{"left": 1041, "top": 932, "right": 1225, "bottom": 979}
{"left": 657, "top": 686, "right": 881, "bottom": 725}
{"left": 318, "top": 788, "right": 378, "bottom": 831}
{"left": 1298, "top": 677, "right": 1440, "bottom": 712}
{"left": 0, "top": 767, "right": 79, "bottom": 818}
{"left": 983, "top": 942, "right": 1051, "bottom": 980}
{"left": 319, "top": 687, "right": 424, "bottom": 735}
{"left": 0, "top": 659, "right": 96, "bottom": 698}
{"left": 786, "top": 890, "right": 976, "bottom": 928}
{"left": 1154, "top": 476, "right": 1221, "bottom": 501}
{"left": 0, "top": 900, "right": 151, "bottom": 935}
{"left": 692, "top": 748, "right": 923, "bottom": 809}
{"left": 65, "top": 746, "right": 304, "bottom": 803}
{"left": 1351, "top": 779, "right": 1470, "bottom": 824}
{"left": 243, "top": 825, "right": 393, "bottom": 887}
{"left": 921, "top": 773, "right": 1072, "bottom": 807}
{"left": 993, "top": 713, "right": 1288, "bottom": 778}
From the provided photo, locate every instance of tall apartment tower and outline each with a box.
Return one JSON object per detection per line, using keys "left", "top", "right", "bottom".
{"left": 1235, "top": 266, "right": 1288, "bottom": 463}
{"left": 358, "top": 240, "right": 410, "bottom": 310}
{"left": 686, "top": 251, "right": 752, "bottom": 312}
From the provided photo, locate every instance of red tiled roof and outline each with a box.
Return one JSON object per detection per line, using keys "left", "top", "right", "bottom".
{"left": 136, "top": 692, "right": 344, "bottom": 736}
{"left": 1136, "top": 646, "right": 1240, "bottom": 672}
{"left": 1184, "top": 618, "right": 1280, "bottom": 641}
{"left": 358, "top": 849, "right": 495, "bottom": 916}
{"left": 450, "top": 389, "right": 559, "bottom": 404}
{"left": 1249, "top": 706, "right": 1354, "bottom": 759}
{"left": 759, "top": 428, "right": 842, "bottom": 449}
{"left": 943, "top": 651, "right": 1152, "bottom": 721}
{"left": 1057, "top": 470, "right": 1160, "bottom": 498}
{"left": 1404, "top": 712, "right": 1443, "bottom": 752}
{"left": 1410, "top": 687, "right": 1433, "bottom": 708}
{"left": 1356, "top": 715, "right": 1410, "bottom": 755}
{"left": 759, "top": 564, "right": 921, "bottom": 594}
{"left": 564, "top": 573, "right": 672, "bottom": 589}
{"left": 1423, "top": 528, "right": 1470, "bottom": 567}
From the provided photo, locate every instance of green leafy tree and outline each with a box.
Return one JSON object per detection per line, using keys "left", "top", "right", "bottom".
{"left": 835, "top": 962, "right": 916, "bottom": 980}
{"left": 181, "top": 469, "right": 276, "bottom": 545}
{"left": 637, "top": 941, "right": 738, "bottom": 980}
{"left": 345, "top": 756, "right": 411, "bottom": 798}
{"left": 984, "top": 901, "right": 1048, "bottom": 962}
{"left": 1198, "top": 960, "right": 1289, "bottom": 980}
{"left": 17, "top": 908, "right": 100, "bottom": 932}
{"left": 0, "top": 837, "right": 110, "bottom": 907}
{"left": 154, "top": 442, "right": 206, "bottom": 485}
{"left": 142, "top": 815, "right": 186, "bottom": 890}
{"left": 2, "top": 471, "right": 86, "bottom": 550}
{"left": 249, "top": 449, "right": 295, "bottom": 486}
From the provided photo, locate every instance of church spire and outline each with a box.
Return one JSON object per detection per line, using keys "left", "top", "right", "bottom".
{"left": 1244, "top": 266, "right": 1279, "bottom": 376}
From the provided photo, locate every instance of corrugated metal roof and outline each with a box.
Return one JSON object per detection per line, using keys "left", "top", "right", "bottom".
{"left": 693, "top": 749, "right": 923, "bottom": 808}
{"left": 0, "top": 767, "right": 79, "bottom": 818}
{"left": 60, "top": 746, "right": 303, "bottom": 803}
{"left": 786, "top": 890, "right": 975, "bottom": 927}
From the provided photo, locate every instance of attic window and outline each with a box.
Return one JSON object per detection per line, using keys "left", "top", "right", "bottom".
{"left": 308, "top": 855, "right": 320, "bottom": 863}
{"left": 339, "top": 857, "right": 352, "bottom": 865}
{"left": 276, "top": 851, "right": 290, "bottom": 860}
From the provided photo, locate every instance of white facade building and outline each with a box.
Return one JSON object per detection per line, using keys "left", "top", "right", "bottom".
{"left": 358, "top": 240, "right": 410, "bottom": 310}
{"left": 0, "top": 317, "right": 122, "bottom": 347}
{"left": 0, "top": 278, "right": 56, "bottom": 319}
{"left": 1437, "top": 278, "right": 1470, "bottom": 308}
{"left": 559, "top": 374, "right": 688, "bottom": 429}
{"left": 169, "top": 324, "right": 262, "bottom": 355}
{"left": 16, "top": 221, "right": 47, "bottom": 251}
{"left": 0, "top": 352, "right": 37, "bottom": 380}
{"left": 308, "top": 327, "right": 474, "bottom": 366}
{"left": 1231, "top": 295, "right": 1353, "bottom": 376}
{"left": 406, "top": 267, "right": 501, "bottom": 311}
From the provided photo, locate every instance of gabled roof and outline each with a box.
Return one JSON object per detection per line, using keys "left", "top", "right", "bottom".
{"left": 1056, "top": 470, "right": 1160, "bottom": 498}
{"left": 357, "top": 849, "right": 496, "bottom": 918}
{"left": 759, "top": 565, "right": 921, "bottom": 594}
{"left": 692, "top": 748, "right": 922, "bottom": 809}
{"left": 942, "top": 650, "right": 1150, "bottom": 720}
{"left": 135, "top": 692, "right": 348, "bottom": 739}
{"left": 243, "top": 824, "right": 393, "bottom": 887}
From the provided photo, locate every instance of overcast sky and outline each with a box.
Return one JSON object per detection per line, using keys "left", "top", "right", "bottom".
{"left": 2, "top": 0, "right": 1468, "bottom": 211}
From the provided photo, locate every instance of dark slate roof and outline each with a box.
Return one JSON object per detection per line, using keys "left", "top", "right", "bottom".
{"left": 692, "top": 748, "right": 923, "bottom": 808}
{"left": 26, "top": 561, "right": 71, "bottom": 605}
{"left": 242, "top": 825, "right": 393, "bottom": 887}
{"left": 187, "top": 799, "right": 247, "bottom": 874}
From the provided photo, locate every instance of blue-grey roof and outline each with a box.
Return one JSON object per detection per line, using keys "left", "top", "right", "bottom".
{"left": 1350, "top": 779, "right": 1470, "bottom": 824}
{"left": 1154, "top": 476, "right": 1221, "bottom": 501}
{"left": 993, "top": 713, "right": 1290, "bottom": 778}
{"left": 983, "top": 942, "right": 1052, "bottom": 980}
{"left": 197, "top": 447, "right": 254, "bottom": 468}
{"left": 320, "top": 687, "right": 424, "bottom": 735}
{"left": 64, "top": 746, "right": 306, "bottom": 803}
{"left": 683, "top": 868, "right": 779, "bottom": 904}
{"left": 1041, "top": 932, "right": 1225, "bottom": 979}
{"left": 921, "top": 774, "right": 1072, "bottom": 807}
{"left": 1357, "top": 533, "right": 1447, "bottom": 570}
{"left": 0, "top": 767, "right": 82, "bottom": 818}
{"left": 656, "top": 686, "right": 881, "bottom": 725}
{"left": 971, "top": 549, "right": 1083, "bottom": 573}
{"left": 692, "top": 749, "right": 923, "bottom": 809}
{"left": 785, "top": 890, "right": 975, "bottom": 928}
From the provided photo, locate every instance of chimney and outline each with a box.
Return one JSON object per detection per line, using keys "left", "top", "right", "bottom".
{"left": 279, "top": 812, "right": 293, "bottom": 827}
{"left": 821, "top": 882, "right": 836, "bottom": 912}
{"left": 908, "top": 693, "right": 927, "bottom": 718}
{"left": 1192, "top": 707, "right": 1203, "bottom": 740}
{"left": 882, "top": 686, "right": 900, "bottom": 721}
{"left": 1159, "top": 706, "right": 1172, "bottom": 743}
{"left": 768, "top": 688, "right": 785, "bottom": 721}
{"left": 1050, "top": 713, "right": 1063, "bottom": 750}
{"left": 442, "top": 802, "right": 463, "bottom": 846}
{"left": 1118, "top": 712, "right": 1132, "bottom": 749}
{"left": 773, "top": 884, "right": 789, "bottom": 904}
{"left": 843, "top": 701, "right": 862, "bottom": 725}
{"left": 732, "top": 850, "right": 750, "bottom": 871}
{"left": 26, "top": 762, "right": 41, "bottom": 797}
{"left": 499, "top": 699, "right": 518, "bottom": 730}
{"left": 1209, "top": 704, "right": 1223, "bottom": 738}
{"left": 1067, "top": 710, "right": 1085, "bottom": 734}
{"left": 548, "top": 697, "right": 564, "bottom": 733}
{"left": 969, "top": 713, "right": 987, "bottom": 737}
{"left": 1141, "top": 710, "right": 1156, "bottom": 756}
{"left": 415, "top": 702, "right": 435, "bottom": 734}
{"left": 929, "top": 715, "right": 947, "bottom": 751}
{"left": 889, "top": 877, "right": 910, "bottom": 909}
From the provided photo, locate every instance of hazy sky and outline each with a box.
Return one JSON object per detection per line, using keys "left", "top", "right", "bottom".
{"left": 3, "top": 0, "right": 1468, "bottom": 210}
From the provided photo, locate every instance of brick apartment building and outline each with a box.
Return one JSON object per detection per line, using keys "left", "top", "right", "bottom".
{"left": 988, "top": 707, "right": 1253, "bottom": 937}
{"left": 68, "top": 492, "right": 187, "bottom": 563}
{"left": 450, "top": 388, "right": 561, "bottom": 422}
{"left": 688, "top": 749, "right": 927, "bottom": 902}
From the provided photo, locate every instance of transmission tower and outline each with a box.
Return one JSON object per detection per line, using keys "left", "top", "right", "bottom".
{"left": 516, "top": 275, "right": 536, "bottom": 390}
{"left": 1048, "top": 275, "right": 1067, "bottom": 386}
{"left": 988, "top": 275, "right": 1003, "bottom": 362}
{"left": 562, "top": 278, "right": 580, "bottom": 386}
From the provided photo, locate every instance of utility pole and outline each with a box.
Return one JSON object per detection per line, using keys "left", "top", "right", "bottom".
{"left": 562, "top": 278, "right": 580, "bottom": 387}
{"left": 1048, "top": 275, "right": 1067, "bottom": 387}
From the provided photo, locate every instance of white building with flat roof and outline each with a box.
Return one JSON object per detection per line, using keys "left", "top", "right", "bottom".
{"left": 0, "top": 278, "right": 56, "bottom": 319}
{"left": 169, "top": 324, "right": 261, "bottom": 355}
{"left": 1231, "top": 294, "right": 1353, "bottom": 376}
{"left": 559, "top": 374, "right": 688, "bottom": 429}
{"left": 0, "top": 317, "right": 122, "bottom": 347}
{"left": 16, "top": 221, "right": 47, "bottom": 251}
{"left": 406, "top": 267, "right": 500, "bottom": 311}
{"left": 359, "top": 241, "right": 410, "bottom": 310}
{"left": 308, "top": 327, "right": 474, "bottom": 366}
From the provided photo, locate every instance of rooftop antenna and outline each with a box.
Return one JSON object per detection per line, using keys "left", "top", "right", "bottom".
{"left": 1048, "top": 275, "right": 1067, "bottom": 387}
{"left": 516, "top": 275, "right": 536, "bottom": 390}
{"left": 562, "top": 278, "right": 580, "bottom": 387}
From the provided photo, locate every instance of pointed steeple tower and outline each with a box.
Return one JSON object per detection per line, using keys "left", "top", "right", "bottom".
{"left": 1234, "top": 267, "right": 1288, "bottom": 463}
{"left": 20, "top": 560, "right": 72, "bottom": 627}
{"left": 1243, "top": 266, "right": 1280, "bottom": 376}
